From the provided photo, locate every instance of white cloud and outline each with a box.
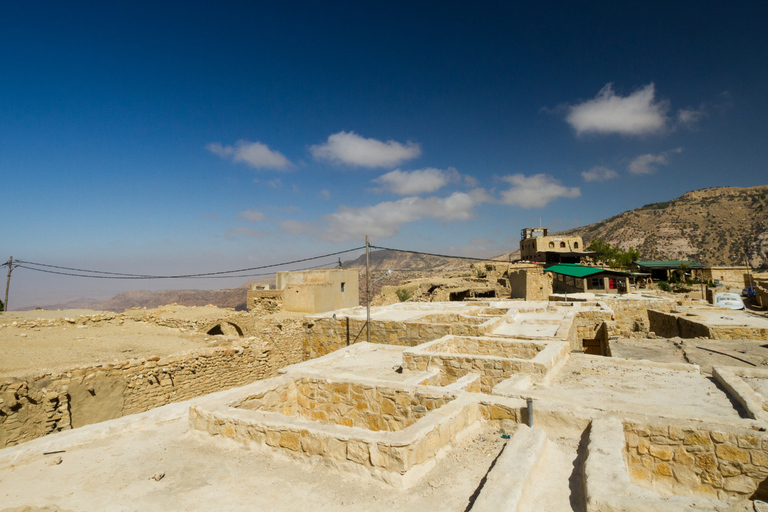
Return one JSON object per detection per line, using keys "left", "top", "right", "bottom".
{"left": 324, "top": 191, "right": 486, "bottom": 241}
{"left": 371, "top": 167, "right": 459, "bottom": 195}
{"left": 500, "top": 174, "right": 581, "bottom": 208}
{"left": 239, "top": 209, "right": 266, "bottom": 222}
{"left": 206, "top": 140, "right": 292, "bottom": 170}
{"left": 581, "top": 166, "right": 618, "bottom": 182}
{"left": 310, "top": 131, "right": 421, "bottom": 168}
{"left": 320, "top": 189, "right": 331, "bottom": 200}
{"left": 566, "top": 83, "right": 668, "bottom": 136}
{"left": 677, "top": 107, "right": 706, "bottom": 126}
{"left": 627, "top": 148, "right": 683, "bottom": 175}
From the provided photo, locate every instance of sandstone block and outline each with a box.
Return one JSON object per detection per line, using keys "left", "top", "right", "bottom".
{"left": 700, "top": 471, "right": 723, "bottom": 488}
{"left": 696, "top": 453, "right": 717, "bottom": 471}
{"left": 684, "top": 432, "right": 712, "bottom": 448}
{"left": 649, "top": 445, "right": 673, "bottom": 461}
{"left": 656, "top": 463, "right": 672, "bottom": 477}
{"left": 710, "top": 431, "right": 729, "bottom": 444}
{"left": 737, "top": 434, "right": 760, "bottom": 449}
{"left": 723, "top": 475, "right": 755, "bottom": 494}
{"left": 716, "top": 443, "right": 750, "bottom": 464}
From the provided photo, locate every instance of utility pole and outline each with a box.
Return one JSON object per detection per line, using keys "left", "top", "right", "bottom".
{"left": 4, "top": 256, "right": 12, "bottom": 313}
{"left": 366, "top": 236, "right": 370, "bottom": 344}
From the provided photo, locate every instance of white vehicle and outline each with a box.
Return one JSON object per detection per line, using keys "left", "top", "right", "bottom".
{"left": 714, "top": 292, "right": 746, "bottom": 310}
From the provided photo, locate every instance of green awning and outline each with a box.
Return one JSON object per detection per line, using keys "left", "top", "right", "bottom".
{"left": 634, "top": 260, "right": 704, "bottom": 269}
{"left": 544, "top": 263, "right": 605, "bottom": 278}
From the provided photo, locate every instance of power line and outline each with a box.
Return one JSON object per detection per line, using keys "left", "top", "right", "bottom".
{"left": 369, "top": 245, "right": 507, "bottom": 262}
{"left": 14, "top": 247, "right": 365, "bottom": 280}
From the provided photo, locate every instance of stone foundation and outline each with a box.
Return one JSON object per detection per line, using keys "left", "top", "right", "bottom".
{"left": 189, "top": 373, "right": 482, "bottom": 487}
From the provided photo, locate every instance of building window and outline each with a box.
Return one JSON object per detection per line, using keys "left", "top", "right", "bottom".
{"left": 549, "top": 242, "right": 555, "bottom": 248}
{"left": 560, "top": 242, "right": 566, "bottom": 248}
{"left": 574, "top": 242, "right": 579, "bottom": 248}
{"left": 341, "top": 282, "right": 345, "bottom": 292}
{"left": 590, "top": 277, "right": 601, "bottom": 288}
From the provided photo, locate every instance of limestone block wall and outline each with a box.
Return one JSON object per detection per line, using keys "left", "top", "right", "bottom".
{"left": 647, "top": 309, "right": 682, "bottom": 338}
{"left": 564, "top": 310, "right": 613, "bottom": 351}
{"left": 237, "top": 378, "right": 452, "bottom": 432}
{"left": 508, "top": 267, "right": 552, "bottom": 301}
{"left": 0, "top": 328, "right": 304, "bottom": 448}
{"left": 623, "top": 419, "right": 768, "bottom": 500}
{"left": 648, "top": 310, "right": 768, "bottom": 340}
{"left": 304, "top": 316, "right": 498, "bottom": 359}
{"left": 602, "top": 297, "right": 675, "bottom": 334}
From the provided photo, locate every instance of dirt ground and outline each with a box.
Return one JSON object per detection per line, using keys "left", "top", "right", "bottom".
{"left": 610, "top": 337, "right": 768, "bottom": 374}
{"left": 0, "top": 313, "right": 214, "bottom": 378}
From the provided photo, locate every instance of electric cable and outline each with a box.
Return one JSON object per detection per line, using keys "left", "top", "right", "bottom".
{"left": 13, "top": 246, "right": 365, "bottom": 280}
{"left": 369, "top": 245, "right": 510, "bottom": 262}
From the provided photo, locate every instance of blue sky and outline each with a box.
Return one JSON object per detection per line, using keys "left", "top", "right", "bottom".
{"left": 2, "top": 2, "right": 767, "bottom": 307}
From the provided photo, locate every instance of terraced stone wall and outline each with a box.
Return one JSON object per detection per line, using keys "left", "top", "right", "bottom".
{"left": 623, "top": 419, "right": 768, "bottom": 500}
{"left": 0, "top": 324, "right": 304, "bottom": 448}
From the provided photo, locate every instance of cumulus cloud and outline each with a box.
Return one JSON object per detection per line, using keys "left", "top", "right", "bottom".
{"left": 500, "top": 174, "right": 581, "bottom": 208}
{"left": 581, "top": 166, "right": 618, "bottom": 182}
{"left": 310, "top": 131, "right": 421, "bottom": 168}
{"left": 206, "top": 140, "right": 292, "bottom": 170}
{"left": 627, "top": 147, "right": 683, "bottom": 175}
{"left": 324, "top": 191, "right": 487, "bottom": 241}
{"left": 566, "top": 83, "right": 668, "bottom": 136}
{"left": 371, "top": 167, "right": 460, "bottom": 195}
{"left": 239, "top": 209, "right": 266, "bottom": 222}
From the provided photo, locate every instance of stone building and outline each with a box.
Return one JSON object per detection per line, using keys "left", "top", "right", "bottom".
{"left": 247, "top": 269, "right": 359, "bottom": 314}
{"left": 519, "top": 228, "right": 591, "bottom": 265}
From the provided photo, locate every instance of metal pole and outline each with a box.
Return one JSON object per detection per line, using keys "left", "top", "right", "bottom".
{"left": 366, "top": 236, "right": 370, "bottom": 344}
{"left": 4, "top": 256, "right": 12, "bottom": 313}
{"left": 527, "top": 398, "right": 534, "bottom": 427}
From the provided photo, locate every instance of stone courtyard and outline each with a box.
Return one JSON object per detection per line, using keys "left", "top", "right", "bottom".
{"left": 2, "top": 296, "right": 768, "bottom": 511}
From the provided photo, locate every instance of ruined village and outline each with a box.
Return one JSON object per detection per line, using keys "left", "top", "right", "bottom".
{"left": 2, "top": 227, "right": 768, "bottom": 512}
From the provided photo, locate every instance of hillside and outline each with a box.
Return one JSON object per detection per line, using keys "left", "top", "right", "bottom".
{"left": 557, "top": 185, "right": 768, "bottom": 268}
{"left": 21, "top": 282, "right": 266, "bottom": 312}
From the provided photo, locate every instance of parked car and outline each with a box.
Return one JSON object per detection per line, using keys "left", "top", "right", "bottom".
{"left": 714, "top": 292, "right": 746, "bottom": 310}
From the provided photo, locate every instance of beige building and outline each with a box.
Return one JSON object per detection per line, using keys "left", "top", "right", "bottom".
{"left": 698, "top": 266, "right": 751, "bottom": 289}
{"left": 508, "top": 264, "right": 553, "bottom": 301}
{"left": 278, "top": 269, "right": 359, "bottom": 314}
{"left": 519, "top": 228, "right": 586, "bottom": 263}
{"left": 246, "top": 269, "right": 359, "bottom": 314}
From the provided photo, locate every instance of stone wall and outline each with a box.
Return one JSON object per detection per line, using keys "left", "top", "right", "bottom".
{"left": 623, "top": 418, "right": 768, "bottom": 500}
{"left": 648, "top": 310, "right": 768, "bottom": 340}
{"left": 565, "top": 310, "right": 613, "bottom": 351}
{"left": 602, "top": 297, "right": 675, "bottom": 335}
{"left": 0, "top": 323, "right": 304, "bottom": 448}
{"left": 427, "top": 336, "right": 542, "bottom": 359}
{"left": 508, "top": 266, "right": 552, "bottom": 301}
{"left": 237, "top": 378, "right": 453, "bottom": 432}
{"left": 303, "top": 315, "right": 499, "bottom": 359}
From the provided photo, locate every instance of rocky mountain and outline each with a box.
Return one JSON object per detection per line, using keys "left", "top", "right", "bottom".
{"left": 557, "top": 185, "right": 768, "bottom": 268}
{"left": 23, "top": 284, "right": 259, "bottom": 312}
{"left": 340, "top": 248, "right": 518, "bottom": 302}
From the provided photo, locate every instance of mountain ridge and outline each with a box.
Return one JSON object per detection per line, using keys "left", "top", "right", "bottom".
{"left": 556, "top": 185, "right": 768, "bottom": 268}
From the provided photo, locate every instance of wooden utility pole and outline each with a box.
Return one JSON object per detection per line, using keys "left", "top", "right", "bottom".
{"left": 366, "top": 236, "right": 370, "bottom": 344}
{"left": 4, "top": 256, "right": 12, "bottom": 313}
